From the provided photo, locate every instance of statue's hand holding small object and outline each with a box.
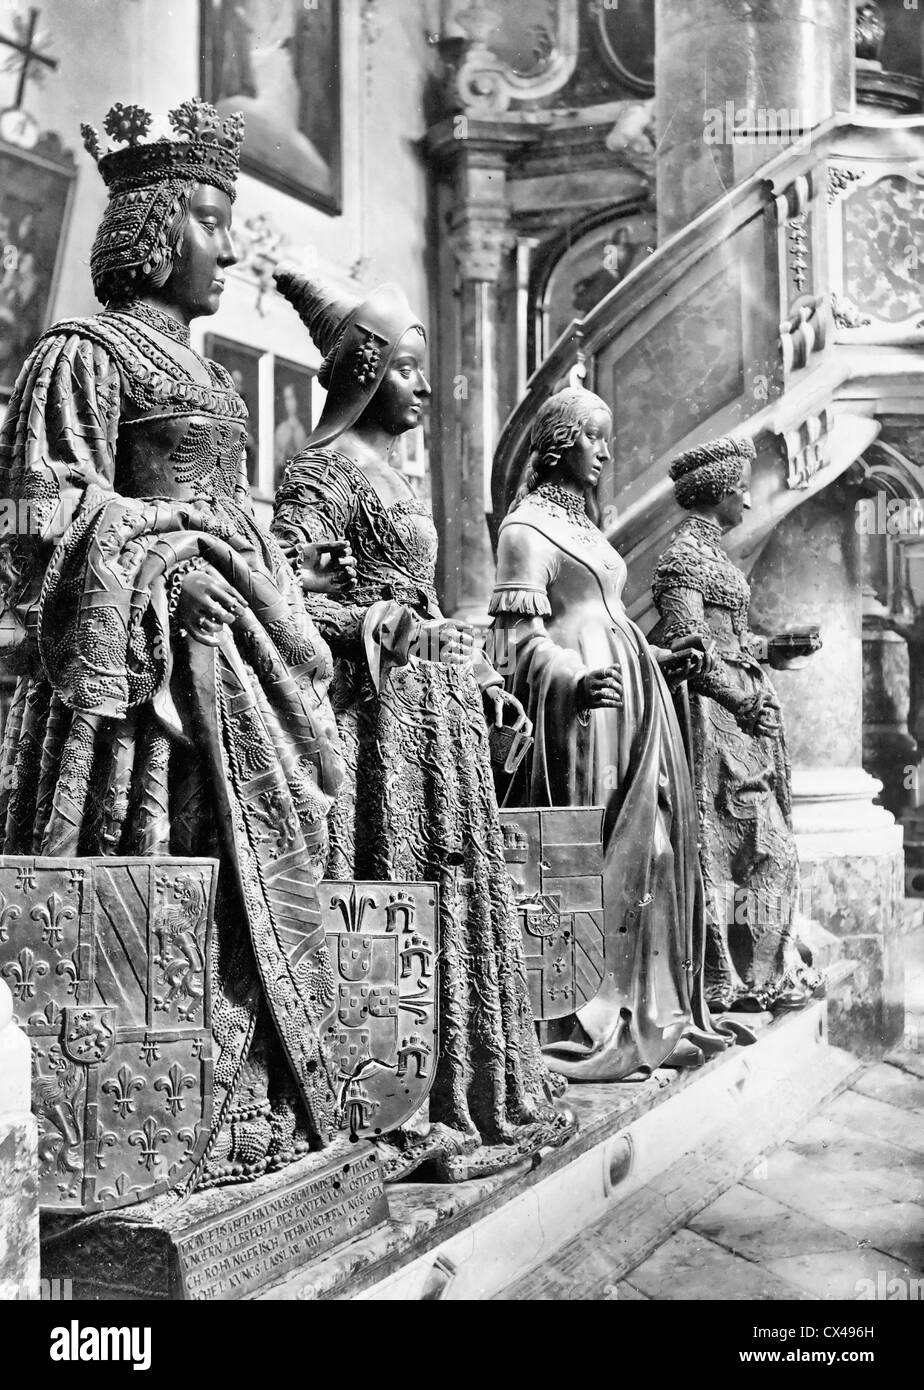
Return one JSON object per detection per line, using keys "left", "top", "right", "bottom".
{"left": 754, "top": 698, "right": 782, "bottom": 739}
{"left": 178, "top": 567, "right": 244, "bottom": 647}
{"left": 413, "top": 618, "right": 475, "bottom": 667}
{"left": 298, "top": 539, "right": 357, "bottom": 594}
{"left": 579, "top": 665, "right": 623, "bottom": 710}
{"left": 485, "top": 685, "right": 532, "bottom": 736}
{"left": 767, "top": 626, "right": 821, "bottom": 670}
{"left": 658, "top": 633, "right": 716, "bottom": 679}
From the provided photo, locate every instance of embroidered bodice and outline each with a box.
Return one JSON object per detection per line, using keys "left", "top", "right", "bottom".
{"left": 273, "top": 448, "right": 439, "bottom": 613}
{"left": 651, "top": 516, "right": 754, "bottom": 654}
{"left": 46, "top": 311, "right": 250, "bottom": 505}
{"left": 490, "top": 491, "right": 628, "bottom": 629}
{"left": 650, "top": 515, "right": 773, "bottom": 724}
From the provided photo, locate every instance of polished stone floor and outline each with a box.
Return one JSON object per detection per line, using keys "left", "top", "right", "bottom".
{"left": 611, "top": 924, "right": 924, "bottom": 1301}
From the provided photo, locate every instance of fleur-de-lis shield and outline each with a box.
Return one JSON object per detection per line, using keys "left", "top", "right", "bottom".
{"left": 2, "top": 854, "right": 217, "bottom": 1214}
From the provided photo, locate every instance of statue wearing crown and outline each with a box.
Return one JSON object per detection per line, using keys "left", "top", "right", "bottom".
{"left": 0, "top": 98, "right": 349, "bottom": 1211}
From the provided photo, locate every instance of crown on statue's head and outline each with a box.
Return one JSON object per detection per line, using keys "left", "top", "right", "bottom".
{"left": 81, "top": 99, "right": 244, "bottom": 201}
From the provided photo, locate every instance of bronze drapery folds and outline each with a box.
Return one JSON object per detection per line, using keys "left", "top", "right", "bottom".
{"left": 271, "top": 268, "right": 575, "bottom": 1179}
{"left": 490, "top": 388, "right": 734, "bottom": 1081}
{"left": 650, "top": 436, "right": 822, "bottom": 1013}
{"left": 0, "top": 103, "right": 348, "bottom": 1206}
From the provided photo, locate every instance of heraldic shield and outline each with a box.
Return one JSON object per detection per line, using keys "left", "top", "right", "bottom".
{"left": 0, "top": 855, "right": 217, "bottom": 1213}
{"left": 498, "top": 808, "right": 605, "bottom": 1024}
{"left": 318, "top": 881, "right": 438, "bottom": 1140}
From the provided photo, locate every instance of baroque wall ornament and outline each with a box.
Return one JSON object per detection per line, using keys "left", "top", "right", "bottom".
{"left": 773, "top": 173, "right": 815, "bottom": 309}
{"left": 831, "top": 291, "right": 872, "bottom": 329}
{"left": 778, "top": 408, "right": 832, "bottom": 489}
{"left": 440, "top": 0, "right": 579, "bottom": 115}
{"left": 787, "top": 213, "right": 809, "bottom": 294}
{"left": 232, "top": 212, "right": 284, "bottom": 314}
{"left": 448, "top": 213, "right": 514, "bottom": 283}
{"left": 780, "top": 293, "right": 827, "bottom": 372}
{"left": 828, "top": 164, "right": 865, "bottom": 204}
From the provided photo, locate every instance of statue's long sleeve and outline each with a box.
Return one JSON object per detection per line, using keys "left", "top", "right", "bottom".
{"left": 490, "top": 519, "right": 589, "bottom": 806}
{"left": 272, "top": 451, "right": 367, "bottom": 658}
{"left": 0, "top": 330, "right": 121, "bottom": 666}
{"left": 652, "top": 583, "right": 764, "bottom": 722}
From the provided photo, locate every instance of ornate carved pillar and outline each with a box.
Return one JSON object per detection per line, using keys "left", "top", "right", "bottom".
{"left": 443, "top": 147, "right": 514, "bottom": 624}
{"left": 655, "top": 0, "right": 854, "bottom": 239}
{"left": 748, "top": 486, "right": 904, "bottom": 1054}
{"left": 0, "top": 977, "right": 38, "bottom": 1298}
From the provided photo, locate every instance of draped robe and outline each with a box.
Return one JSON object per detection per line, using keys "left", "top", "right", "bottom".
{"left": 0, "top": 311, "right": 346, "bottom": 1184}
{"left": 490, "top": 492, "right": 729, "bottom": 1079}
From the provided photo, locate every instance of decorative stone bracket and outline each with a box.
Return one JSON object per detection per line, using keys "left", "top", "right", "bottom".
{"left": 777, "top": 408, "right": 833, "bottom": 489}
{"left": 780, "top": 294, "right": 828, "bottom": 373}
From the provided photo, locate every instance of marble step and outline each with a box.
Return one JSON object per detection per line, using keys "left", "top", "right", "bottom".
{"left": 497, "top": 1017, "right": 860, "bottom": 1300}
{"left": 257, "top": 997, "right": 861, "bottom": 1301}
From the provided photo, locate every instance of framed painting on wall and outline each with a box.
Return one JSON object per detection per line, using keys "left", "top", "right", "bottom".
{"left": 200, "top": 0, "right": 342, "bottom": 214}
{"left": 0, "top": 136, "right": 76, "bottom": 400}
{"left": 273, "top": 356, "right": 315, "bottom": 485}
{"left": 203, "top": 333, "right": 262, "bottom": 485}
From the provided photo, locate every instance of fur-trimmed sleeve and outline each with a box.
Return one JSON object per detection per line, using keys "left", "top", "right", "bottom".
{"left": 489, "top": 520, "right": 557, "bottom": 618}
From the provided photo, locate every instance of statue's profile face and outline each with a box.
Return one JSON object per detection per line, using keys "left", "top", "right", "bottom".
{"left": 162, "top": 183, "right": 237, "bottom": 321}
{"left": 716, "top": 457, "right": 752, "bottom": 528}
{"left": 360, "top": 328, "right": 430, "bottom": 436}
{"left": 561, "top": 406, "right": 613, "bottom": 490}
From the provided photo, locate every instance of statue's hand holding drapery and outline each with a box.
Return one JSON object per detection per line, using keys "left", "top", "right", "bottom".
{"left": 0, "top": 323, "right": 348, "bottom": 1151}
{"left": 273, "top": 448, "right": 512, "bottom": 698}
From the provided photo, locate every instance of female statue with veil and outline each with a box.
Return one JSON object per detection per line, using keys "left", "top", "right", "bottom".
{"left": 270, "top": 266, "right": 575, "bottom": 1180}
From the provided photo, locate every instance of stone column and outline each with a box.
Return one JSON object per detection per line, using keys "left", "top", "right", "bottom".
{"left": 748, "top": 485, "right": 904, "bottom": 1055}
{"left": 655, "top": 0, "right": 854, "bottom": 238}
{"left": 0, "top": 977, "right": 38, "bottom": 1299}
{"left": 446, "top": 152, "right": 512, "bottom": 626}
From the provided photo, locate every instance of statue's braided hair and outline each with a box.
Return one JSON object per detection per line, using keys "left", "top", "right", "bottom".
{"left": 514, "top": 386, "right": 611, "bottom": 507}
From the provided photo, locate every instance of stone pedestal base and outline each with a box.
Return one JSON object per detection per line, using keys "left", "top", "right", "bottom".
{"left": 792, "top": 767, "right": 904, "bottom": 1056}
{"left": 0, "top": 979, "right": 39, "bottom": 1299}
{"left": 257, "top": 1001, "right": 858, "bottom": 1301}
{"left": 900, "top": 805, "right": 924, "bottom": 896}
{"left": 41, "top": 1140, "right": 387, "bottom": 1300}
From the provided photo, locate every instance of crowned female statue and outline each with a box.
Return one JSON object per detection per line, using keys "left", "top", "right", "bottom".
{"left": 490, "top": 387, "right": 736, "bottom": 1081}
{"left": 650, "top": 436, "right": 822, "bottom": 1012}
{"left": 270, "top": 267, "right": 575, "bottom": 1180}
{"left": 0, "top": 100, "right": 346, "bottom": 1194}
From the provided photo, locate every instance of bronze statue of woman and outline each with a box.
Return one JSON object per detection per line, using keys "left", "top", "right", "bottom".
{"left": 650, "top": 436, "right": 822, "bottom": 1012}
{"left": 0, "top": 100, "right": 346, "bottom": 1196}
{"left": 490, "top": 387, "right": 736, "bottom": 1080}
{"left": 271, "top": 267, "right": 575, "bottom": 1180}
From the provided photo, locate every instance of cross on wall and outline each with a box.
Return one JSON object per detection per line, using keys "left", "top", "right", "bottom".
{"left": 0, "top": 6, "right": 58, "bottom": 110}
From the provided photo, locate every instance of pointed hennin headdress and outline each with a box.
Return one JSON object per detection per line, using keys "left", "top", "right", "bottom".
{"left": 274, "top": 264, "right": 425, "bottom": 449}
{"left": 81, "top": 98, "right": 244, "bottom": 302}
